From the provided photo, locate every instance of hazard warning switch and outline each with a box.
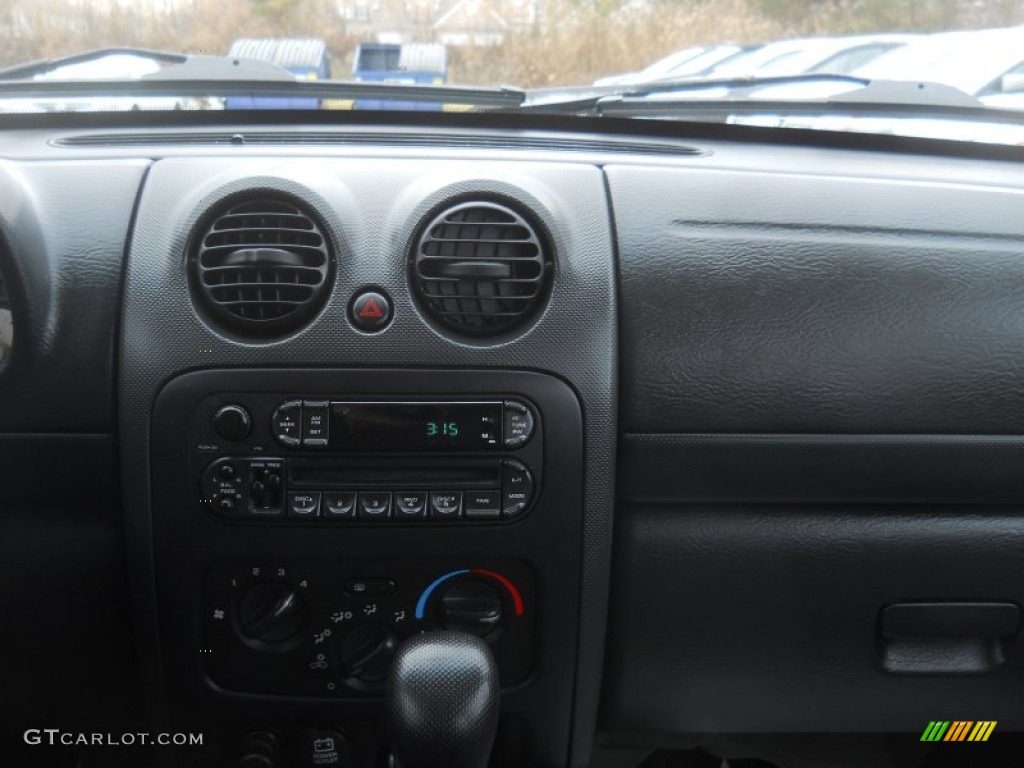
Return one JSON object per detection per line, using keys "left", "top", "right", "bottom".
{"left": 350, "top": 289, "right": 393, "bottom": 332}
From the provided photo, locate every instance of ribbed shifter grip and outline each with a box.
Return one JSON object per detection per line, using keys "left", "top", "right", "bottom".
{"left": 387, "top": 631, "right": 499, "bottom": 768}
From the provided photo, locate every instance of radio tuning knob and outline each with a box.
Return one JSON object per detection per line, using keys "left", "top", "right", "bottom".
{"left": 212, "top": 404, "right": 252, "bottom": 442}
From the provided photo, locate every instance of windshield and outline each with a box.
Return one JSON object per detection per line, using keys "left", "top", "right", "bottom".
{"left": 1, "top": 1, "right": 1023, "bottom": 145}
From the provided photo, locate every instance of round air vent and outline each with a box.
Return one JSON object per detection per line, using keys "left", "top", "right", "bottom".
{"left": 189, "top": 195, "right": 332, "bottom": 337}
{"left": 411, "top": 201, "right": 552, "bottom": 338}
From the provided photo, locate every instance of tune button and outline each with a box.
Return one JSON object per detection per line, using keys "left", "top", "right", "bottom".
{"left": 503, "top": 400, "right": 535, "bottom": 448}
{"left": 429, "top": 491, "right": 462, "bottom": 520}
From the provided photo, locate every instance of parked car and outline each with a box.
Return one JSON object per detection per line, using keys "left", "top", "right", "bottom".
{"left": 851, "top": 26, "right": 1024, "bottom": 98}
{"left": 29, "top": 51, "right": 185, "bottom": 111}
{"left": 594, "top": 44, "right": 748, "bottom": 86}
{"left": 701, "top": 34, "right": 914, "bottom": 79}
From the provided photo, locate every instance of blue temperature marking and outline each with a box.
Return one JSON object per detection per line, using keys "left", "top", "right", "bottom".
{"left": 415, "top": 569, "right": 470, "bottom": 619}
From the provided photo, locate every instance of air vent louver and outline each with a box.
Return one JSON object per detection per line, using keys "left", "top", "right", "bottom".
{"left": 189, "top": 196, "right": 332, "bottom": 337}
{"left": 411, "top": 201, "right": 551, "bottom": 337}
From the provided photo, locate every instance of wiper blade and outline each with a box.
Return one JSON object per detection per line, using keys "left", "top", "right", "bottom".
{"left": 0, "top": 78, "right": 525, "bottom": 109}
{"left": 519, "top": 74, "right": 985, "bottom": 114}
{"left": 0, "top": 48, "right": 526, "bottom": 109}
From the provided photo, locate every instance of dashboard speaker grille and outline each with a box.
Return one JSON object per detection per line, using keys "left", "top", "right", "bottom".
{"left": 189, "top": 196, "right": 332, "bottom": 337}
{"left": 411, "top": 201, "right": 551, "bottom": 337}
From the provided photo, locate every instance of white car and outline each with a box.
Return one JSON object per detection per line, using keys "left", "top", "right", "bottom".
{"left": 703, "top": 34, "right": 915, "bottom": 79}
{"left": 30, "top": 52, "right": 195, "bottom": 111}
{"left": 852, "top": 26, "right": 1024, "bottom": 98}
{"left": 594, "top": 45, "right": 747, "bottom": 86}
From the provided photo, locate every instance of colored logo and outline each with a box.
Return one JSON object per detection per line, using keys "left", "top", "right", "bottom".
{"left": 921, "top": 721, "right": 996, "bottom": 742}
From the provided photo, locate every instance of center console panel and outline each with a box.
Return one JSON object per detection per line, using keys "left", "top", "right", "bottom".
{"left": 149, "top": 368, "right": 583, "bottom": 766}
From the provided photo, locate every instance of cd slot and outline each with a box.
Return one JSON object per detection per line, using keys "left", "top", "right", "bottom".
{"left": 289, "top": 458, "right": 501, "bottom": 490}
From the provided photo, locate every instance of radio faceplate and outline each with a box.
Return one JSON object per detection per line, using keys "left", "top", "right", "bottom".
{"left": 191, "top": 394, "right": 543, "bottom": 525}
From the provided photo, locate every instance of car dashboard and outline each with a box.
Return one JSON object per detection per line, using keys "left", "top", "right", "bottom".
{"left": 2, "top": 113, "right": 1024, "bottom": 767}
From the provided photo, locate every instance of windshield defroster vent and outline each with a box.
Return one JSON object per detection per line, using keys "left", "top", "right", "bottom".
{"left": 188, "top": 196, "right": 332, "bottom": 338}
{"left": 411, "top": 201, "right": 552, "bottom": 338}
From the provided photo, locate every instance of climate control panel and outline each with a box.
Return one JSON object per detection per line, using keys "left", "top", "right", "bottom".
{"left": 203, "top": 558, "right": 535, "bottom": 697}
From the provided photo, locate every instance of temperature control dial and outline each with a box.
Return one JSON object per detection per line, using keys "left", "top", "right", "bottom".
{"left": 437, "top": 578, "right": 503, "bottom": 637}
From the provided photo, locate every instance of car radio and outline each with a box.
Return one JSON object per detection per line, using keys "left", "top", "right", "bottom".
{"left": 191, "top": 395, "right": 542, "bottom": 525}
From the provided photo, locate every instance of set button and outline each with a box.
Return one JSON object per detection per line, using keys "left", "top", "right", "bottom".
{"left": 302, "top": 400, "right": 329, "bottom": 447}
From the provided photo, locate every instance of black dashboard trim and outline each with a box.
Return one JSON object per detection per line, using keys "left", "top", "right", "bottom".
{"left": 2, "top": 109, "right": 1023, "bottom": 164}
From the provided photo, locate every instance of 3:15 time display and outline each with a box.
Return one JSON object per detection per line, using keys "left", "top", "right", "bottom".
{"left": 426, "top": 421, "right": 460, "bottom": 438}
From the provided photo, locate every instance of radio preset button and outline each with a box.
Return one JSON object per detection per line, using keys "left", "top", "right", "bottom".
{"left": 464, "top": 491, "right": 501, "bottom": 519}
{"left": 302, "top": 401, "right": 330, "bottom": 447}
{"left": 429, "top": 491, "right": 462, "bottom": 520}
{"left": 394, "top": 492, "right": 427, "bottom": 519}
{"left": 288, "top": 492, "right": 321, "bottom": 518}
{"left": 358, "top": 492, "right": 392, "bottom": 520}
{"left": 323, "top": 491, "right": 357, "bottom": 519}
{"left": 272, "top": 401, "right": 303, "bottom": 447}
{"left": 503, "top": 401, "right": 535, "bottom": 448}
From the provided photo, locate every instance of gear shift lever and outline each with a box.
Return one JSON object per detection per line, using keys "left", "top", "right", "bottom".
{"left": 387, "top": 631, "right": 499, "bottom": 768}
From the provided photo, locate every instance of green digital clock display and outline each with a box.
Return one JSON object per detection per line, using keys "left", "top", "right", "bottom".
{"left": 426, "top": 420, "right": 460, "bottom": 438}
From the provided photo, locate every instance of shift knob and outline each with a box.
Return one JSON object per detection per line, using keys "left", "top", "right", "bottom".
{"left": 387, "top": 631, "right": 499, "bottom": 768}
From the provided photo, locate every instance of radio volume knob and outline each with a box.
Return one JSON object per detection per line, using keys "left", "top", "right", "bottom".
{"left": 212, "top": 404, "right": 252, "bottom": 442}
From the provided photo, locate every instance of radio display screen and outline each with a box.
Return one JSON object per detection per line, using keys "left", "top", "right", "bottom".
{"left": 329, "top": 402, "right": 503, "bottom": 452}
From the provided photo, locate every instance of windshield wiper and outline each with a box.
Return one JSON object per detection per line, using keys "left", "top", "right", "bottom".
{"left": 0, "top": 48, "right": 526, "bottom": 109}
{"left": 518, "top": 74, "right": 993, "bottom": 115}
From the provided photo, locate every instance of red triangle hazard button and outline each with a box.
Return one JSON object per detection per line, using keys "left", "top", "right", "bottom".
{"left": 351, "top": 291, "right": 392, "bottom": 331}
{"left": 358, "top": 298, "right": 384, "bottom": 319}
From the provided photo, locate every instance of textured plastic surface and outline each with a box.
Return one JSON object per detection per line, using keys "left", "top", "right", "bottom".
{"left": 388, "top": 632, "right": 499, "bottom": 768}
{"left": 610, "top": 163, "right": 1024, "bottom": 435}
